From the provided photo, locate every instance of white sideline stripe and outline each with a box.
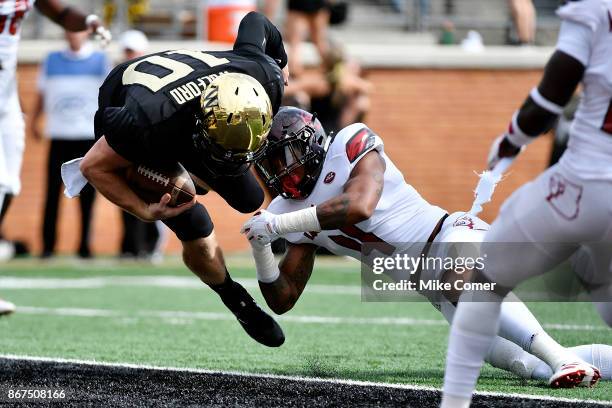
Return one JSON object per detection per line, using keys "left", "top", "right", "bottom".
{"left": 0, "top": 354, "right": 609, "bottom": 406}
{"left": 0, "top": 276, "right": 360, "bottom": 295}
{"left": 16, "top": 306, "right": 446, "bottom": 326}
{"left": 13, "top": 306, "right": 611, "bottom": 332}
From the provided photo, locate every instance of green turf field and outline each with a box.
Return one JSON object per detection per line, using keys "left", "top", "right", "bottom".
{"left": 1, "top": 256, "right": 610, "bottom": 403}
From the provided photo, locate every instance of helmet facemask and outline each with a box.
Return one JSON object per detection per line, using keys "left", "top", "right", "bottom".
{"left": 256, "top": 112, "right": 328, "bottom": 199}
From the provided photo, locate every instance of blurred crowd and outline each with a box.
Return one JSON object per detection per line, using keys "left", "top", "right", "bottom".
{"left": 266, "top": 0, "right": 372, "bottom": 135}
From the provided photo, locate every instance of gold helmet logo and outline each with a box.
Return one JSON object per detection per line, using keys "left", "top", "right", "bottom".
{"left": 199, "top": 73, "right": 273, "bottom": 164}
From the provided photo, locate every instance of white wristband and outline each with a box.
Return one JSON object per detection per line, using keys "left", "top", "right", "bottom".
{"left": 274, "top": 206, "right": 321, "bottom": 235}
{"left": 85, "top": 14, "right": 99, "bottom": 27}
{"left": 506, "top": 111, "right": 535, "bottom": 147}
{"left": 252, "top": 244, "right": 280, "bottom": 283}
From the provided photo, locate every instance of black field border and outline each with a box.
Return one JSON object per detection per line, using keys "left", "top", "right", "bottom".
{"left": 0, "top": 355, "right": 610, "bottom": 407}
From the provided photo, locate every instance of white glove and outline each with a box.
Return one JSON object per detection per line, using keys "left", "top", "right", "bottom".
{"left": 86, "top": 15, "right": 112, "bottom": 47}
{"left": 487, "top": 134, "right": 522, "bottom": 170}
{"left": 241, "top": 210, "right": 281, "bottom": 247}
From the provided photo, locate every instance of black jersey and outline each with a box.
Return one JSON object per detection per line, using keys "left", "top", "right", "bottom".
{"left": 95, "top": 12, "right": 286, "bottom": 165}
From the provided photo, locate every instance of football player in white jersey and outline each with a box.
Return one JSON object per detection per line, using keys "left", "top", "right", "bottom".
{"left": 241, "top": 107, "right": 612, "bottom": 385}
{"left": 441, "top": 1, "right": 612, "bottom": 406}
{"left": 0, "top": 0, "right": 110, "bottom": 314}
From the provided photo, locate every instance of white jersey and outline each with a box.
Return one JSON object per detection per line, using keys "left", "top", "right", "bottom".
{"left": 0, "top": 0, "right": 34, "bottom": 104}
{"left": 556, "top": 0, "right": 612, "bottom": 178}
{"left": 0, "top": 1, "right": 34, "bottom": 194}
{"left": 267, "top": 123, "right": 447, "bottom": 259}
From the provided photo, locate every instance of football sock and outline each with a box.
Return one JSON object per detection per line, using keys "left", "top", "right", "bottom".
{"left": 210, "top": 271, "right": 255, "bottom": 313}
{"left": 210, "top": 271, "right": 237, "bottom": 297}
{"left": 486, "top": 336, "right": 535, "bottom": 379}
{"left": 497, "top": 296, "right": 545, "bottom": 351}
{"left": 442, "top": 290, "right": 503, "bottom": 406}
{"left": 531, "top": 344, "right": 612, "bottom": 380}
{"left": 529, "top": 331, "right": 576, "bottom": 371}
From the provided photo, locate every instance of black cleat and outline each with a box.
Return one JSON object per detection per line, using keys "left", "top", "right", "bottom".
{"left": 217, "top": 279, "right": 285, "bottom": 347}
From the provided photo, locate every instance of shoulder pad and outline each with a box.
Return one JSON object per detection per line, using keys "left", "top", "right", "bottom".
{"left": 344, "top": 125, "right": 380, "bottom": 163}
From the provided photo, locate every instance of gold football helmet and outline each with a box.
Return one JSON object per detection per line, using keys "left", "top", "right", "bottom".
{"left": 198, "top": 73, "right": 273, "bottom": 168}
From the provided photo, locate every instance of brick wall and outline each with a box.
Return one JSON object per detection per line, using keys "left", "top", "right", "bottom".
{"left": 4, "top": 65, "right": 548, "bottom": 255}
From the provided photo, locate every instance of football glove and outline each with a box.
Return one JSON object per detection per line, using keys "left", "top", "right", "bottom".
{"left": 86, "top": 15, "right": 112, "bottom": 47}
{"left": 487, "top": 134, "right": 523, "bottom": 170}
{"left": 241, "top": 210, "right": 281, "bottom": 247}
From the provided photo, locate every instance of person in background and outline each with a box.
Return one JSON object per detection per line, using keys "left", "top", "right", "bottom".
{"left": 0, "top": 0, "right": 110, "bottom": 315}
{"left": 261, "top": 0, "right": 280, "bottom": 20}
{"left": 116, "top": 30, "right": 166, "bottom": 263}
{"left": 508, "top": 0, "right": 536, "bottom": 45}
{"left": 285, "top": 0, "right": 331, "bottom": 76}
{"left": 30, "top": 30, "right": 112, "bottom": 259}
{"left": 283, "top": 43, "right": 371, "bottom": 134}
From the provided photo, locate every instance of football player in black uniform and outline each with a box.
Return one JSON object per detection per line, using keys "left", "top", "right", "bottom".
{"left": 79, "top": 12, "right": 288, "bottom": 347}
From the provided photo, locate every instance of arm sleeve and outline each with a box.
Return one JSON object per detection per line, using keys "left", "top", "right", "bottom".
{"left": 233, "top": 11, "right": 288, "bottom": 68}
{"left": 556, "top": 19, "right": 594, "bottom": 67}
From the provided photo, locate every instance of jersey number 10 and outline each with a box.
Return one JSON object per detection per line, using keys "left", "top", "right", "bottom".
{"left": 122, "top": 50, "right": 229, "bottom": 92}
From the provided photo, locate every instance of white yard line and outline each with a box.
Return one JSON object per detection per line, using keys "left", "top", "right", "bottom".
{"left": 12, "top": 305, "right": 611, "bottom": 332}
{"left": 0, "top": 354, "right": 609, "bottom": 406}
{"left": 15, "top": 306, "right": 446, "bottom": 326}
{"left": 0, "top": 276, "right": 361, "bottom": 295}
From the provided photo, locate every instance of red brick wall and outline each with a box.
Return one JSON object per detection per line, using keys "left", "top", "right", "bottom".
{"left": 4, "top": 65, "right": 548, "bottom": 255}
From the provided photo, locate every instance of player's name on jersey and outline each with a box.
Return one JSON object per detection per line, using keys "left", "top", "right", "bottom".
{"left": 167, "top": 70, "right": 229, "bottom": 105}
{"left": 370, "top": 279, "right": 496, "bottom": 293}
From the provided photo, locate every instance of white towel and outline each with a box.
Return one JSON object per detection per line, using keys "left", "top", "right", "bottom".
{"left": 469, "top": 157, "right": 514, "bottom": 216}
{"left": 61, "top": 157, "right": 88, "bottom": 198}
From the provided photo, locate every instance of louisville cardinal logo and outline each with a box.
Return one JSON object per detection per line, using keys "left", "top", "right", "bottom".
{"left": 346, "top": 128, "right": 376, "bottom": 163}
{"left": 453, "top": 214, "right": 475, "bottom": 229}
{"left": 324, "top": 172, "right": 336, "bottom": 184}
{"left": 546, "top": 173, "right": 582, "bottom": 220}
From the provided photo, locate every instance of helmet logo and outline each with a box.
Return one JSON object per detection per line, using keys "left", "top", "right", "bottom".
{"left": 202, "top": 86, "right": 219, "bottom": 109}
{"left": 324, "top": 172, "right": 336, "bottom": 184}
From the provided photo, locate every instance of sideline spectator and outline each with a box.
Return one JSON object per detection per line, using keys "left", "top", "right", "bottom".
{"left": 30, "top": 30, "right": 111, "bottom": 259}
{"left": 261, "top": 0, "right": 281, "bottom": 20}
{"left": 117, "top": 30, "right": 167, "bottom": 263}
{"left": 285, "top": 0, "right": 331, "bottom": 76}
{"left": 284, "top": 44, "right": 371, "bottom": 135}
{"left": 508, "top": 0, "right": 536, "bottom": 44}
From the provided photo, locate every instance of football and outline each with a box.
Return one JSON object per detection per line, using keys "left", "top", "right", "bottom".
{"left": 125, "top": 162, "right": 196, "bottom": 207}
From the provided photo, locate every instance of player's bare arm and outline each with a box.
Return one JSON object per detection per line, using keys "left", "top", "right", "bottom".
{"left": 80, "top": 136, "right": 195, "bottom": 222}
{"left": 258, "top": 243, "right": 317, "bottom": 314}
{"left": 34, "top": 0, "right": 111, "bottom": 43}
{"left": 242, "top": 148, "right": 385, "bottom": 244}
{"left": 489, "top": 50, "right": 586, "bottom": 169}
{"left": 316, "top": 150, "right": 386, "bottom": 229}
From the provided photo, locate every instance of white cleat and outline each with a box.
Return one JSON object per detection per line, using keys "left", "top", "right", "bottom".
{"left": 549, "top": 361, "right": 601, "bottom": 388}
{"left": 0, "top": 298, "right": 16, "bottom": 316}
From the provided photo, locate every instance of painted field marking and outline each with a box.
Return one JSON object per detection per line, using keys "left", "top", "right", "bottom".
{"left": 0, "top": 354, "right": 609, "bottom": 406}
{"left": 0, "top": 276, "right": 360, "bottom": 295}
{"left": 12, "top": 305, "right": 611, "bottom": 332}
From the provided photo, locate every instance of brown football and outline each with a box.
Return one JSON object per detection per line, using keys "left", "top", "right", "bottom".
{"left": 125, "top": 162, "right": 196, "bottom": 207}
